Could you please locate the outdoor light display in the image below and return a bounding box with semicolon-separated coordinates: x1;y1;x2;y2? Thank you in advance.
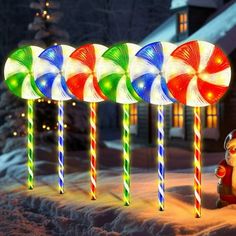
65;43;108;200
97;43;141;206
4;45;44;190
3;40;232;219
130;42;176;211
34;44;75;194
165;40;231;217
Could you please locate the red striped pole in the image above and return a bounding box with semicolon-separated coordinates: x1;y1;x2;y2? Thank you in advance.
90;102;97;200
194;107;201;218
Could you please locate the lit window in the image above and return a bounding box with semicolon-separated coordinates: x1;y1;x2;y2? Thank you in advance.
172;103;184;128
178;12;188;33
206;105;218;128
130;104;137;125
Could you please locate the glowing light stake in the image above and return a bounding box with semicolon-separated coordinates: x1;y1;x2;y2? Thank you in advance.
90;102;97;200
130;42;176;210
27;99;34;189
157;105;164;211
194;106;201;217
166;40;231;217
97;43;141;206
58;101;64;194
34;45;75;194
4;46;44;190
123;104;130;205
65;44;108;200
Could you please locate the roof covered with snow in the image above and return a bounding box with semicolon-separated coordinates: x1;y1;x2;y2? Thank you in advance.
141;1;236;54
171;0;222;9
141;15;176;46
185;2;236;54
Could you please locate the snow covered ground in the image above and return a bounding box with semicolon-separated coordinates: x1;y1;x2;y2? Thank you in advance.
1;143;235;235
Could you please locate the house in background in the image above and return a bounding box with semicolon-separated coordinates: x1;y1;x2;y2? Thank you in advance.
132;0;236;151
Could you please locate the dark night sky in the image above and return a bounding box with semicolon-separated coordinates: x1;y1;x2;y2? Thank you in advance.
0;0;171;67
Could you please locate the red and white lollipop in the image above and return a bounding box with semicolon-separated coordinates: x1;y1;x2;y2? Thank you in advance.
65;44;108;200
166;40;231;107
65;44;107;102
166;40;231;218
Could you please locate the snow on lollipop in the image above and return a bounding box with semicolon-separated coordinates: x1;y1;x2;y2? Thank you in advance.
165;40;231;217
130;42;176;211
34;44;75;194
97;43;141;206
4;45;44;190
65;43;108;200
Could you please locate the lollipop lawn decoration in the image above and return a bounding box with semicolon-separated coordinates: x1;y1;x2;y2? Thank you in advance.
166;40;231;217
130;42;176;211
97;43;141;206
34;45;75;194
65;44;108;200
4;46;44;190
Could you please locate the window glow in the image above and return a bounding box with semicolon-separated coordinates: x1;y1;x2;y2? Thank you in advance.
178;12;188;34
130;104;137;125
172;103;184;127
206;104;218;128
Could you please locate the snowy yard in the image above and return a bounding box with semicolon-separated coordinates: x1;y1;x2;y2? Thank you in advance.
0;145;235;235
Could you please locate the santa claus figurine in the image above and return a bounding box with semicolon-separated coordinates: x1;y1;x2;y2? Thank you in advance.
215;129;236;208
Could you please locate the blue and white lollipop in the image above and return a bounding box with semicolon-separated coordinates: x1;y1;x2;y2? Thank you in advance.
130;42;176;211
34;45;75;100
130;42;176;105
34;44;75;194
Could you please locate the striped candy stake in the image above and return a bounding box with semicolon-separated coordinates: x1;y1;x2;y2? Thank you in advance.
90;102;97;200
65;44;108;200
58;101;64;194
4;46;44;190
27;99;34;190
166;41;231;217
123;104;130;206
130;42;176;210
34;45;75;194
194;107;201;218
97;43;141;205
157;105;164;211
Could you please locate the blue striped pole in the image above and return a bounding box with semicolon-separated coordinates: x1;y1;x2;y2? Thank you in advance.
58;101;64;194
157;105;164;211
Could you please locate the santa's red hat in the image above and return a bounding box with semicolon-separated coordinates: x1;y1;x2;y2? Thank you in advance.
224;130;236;149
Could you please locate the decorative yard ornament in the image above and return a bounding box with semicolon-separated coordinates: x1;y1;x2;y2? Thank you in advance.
65;43;108;200
130;41;177;211
97;43;141;206
216;130;236;208
34;44;75;194
4;45;44;190
166;40;231;217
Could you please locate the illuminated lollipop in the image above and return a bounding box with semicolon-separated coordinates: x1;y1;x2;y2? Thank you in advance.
97;43;141;206
65;43;108;200
4;45;44;190
34;44;75;194
166;40;231;217
130;42;176;211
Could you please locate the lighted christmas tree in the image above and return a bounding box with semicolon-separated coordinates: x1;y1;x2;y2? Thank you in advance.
0;0;89;152
26;0;69;47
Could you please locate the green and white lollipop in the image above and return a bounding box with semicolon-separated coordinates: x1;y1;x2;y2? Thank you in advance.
97;43;141;206
97;43;141;104
4;46;43;99
4;45;44;190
